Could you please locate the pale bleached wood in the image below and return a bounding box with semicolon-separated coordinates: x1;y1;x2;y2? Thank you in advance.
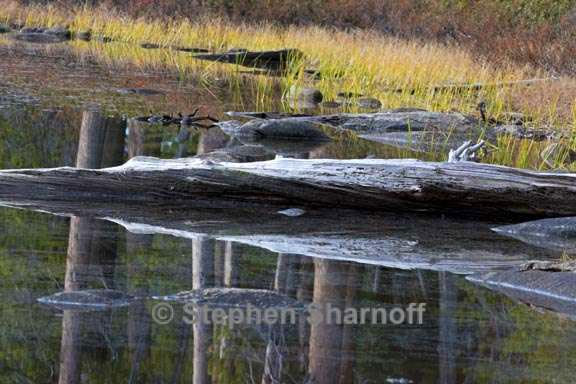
0;156;575;217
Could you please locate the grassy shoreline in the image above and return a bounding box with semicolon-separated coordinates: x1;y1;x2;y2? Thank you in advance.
0;2;575;170
0;3;536;111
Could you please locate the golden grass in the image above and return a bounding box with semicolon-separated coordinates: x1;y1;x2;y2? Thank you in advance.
0;2;533;111
0;1;575;170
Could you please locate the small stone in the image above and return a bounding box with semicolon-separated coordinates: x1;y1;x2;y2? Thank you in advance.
232;119;329;141
44;26;71;39
286;86;323;106
76;30;92;41
141;42;160;49
277;208;306;217
357;97;382;109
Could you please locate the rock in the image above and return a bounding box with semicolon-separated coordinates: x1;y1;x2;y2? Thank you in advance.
95;36;113;43
521;260;576;272
141;42;160;49
37;289;136;310
357;97;382;109
221;119;330;141
286;86;323;107
494;124;554;141
196;144;275;163
278;208;306;217
493;217;576;252
75;30;92;41
44;26;71;39
500;111;529;125
116;88;166;96
155;287;305;309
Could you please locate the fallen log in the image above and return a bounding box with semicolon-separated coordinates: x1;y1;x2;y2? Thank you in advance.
0;202;556;274
223;111;558;149
0;157;575;217
225;110;481;134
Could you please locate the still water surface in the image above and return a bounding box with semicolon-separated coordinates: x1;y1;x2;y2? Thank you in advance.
0;44;575;384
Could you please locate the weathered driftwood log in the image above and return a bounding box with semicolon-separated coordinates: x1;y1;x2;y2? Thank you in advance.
225;110;481;134
0;202;556;274
193;49;303;70
223;111;560;149
0;157;576;217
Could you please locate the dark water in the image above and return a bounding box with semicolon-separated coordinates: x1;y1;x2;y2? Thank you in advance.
0;44;575;384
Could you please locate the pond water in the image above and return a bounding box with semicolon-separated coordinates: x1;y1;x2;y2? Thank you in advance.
0;41;575;383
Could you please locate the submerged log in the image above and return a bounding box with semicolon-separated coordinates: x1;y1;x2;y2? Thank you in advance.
193;49;303;70
0;157;575;217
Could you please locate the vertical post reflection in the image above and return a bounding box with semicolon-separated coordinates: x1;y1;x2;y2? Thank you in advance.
192;236;215;384
308;260;351;384
58;108;125;384
438;272;457;384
